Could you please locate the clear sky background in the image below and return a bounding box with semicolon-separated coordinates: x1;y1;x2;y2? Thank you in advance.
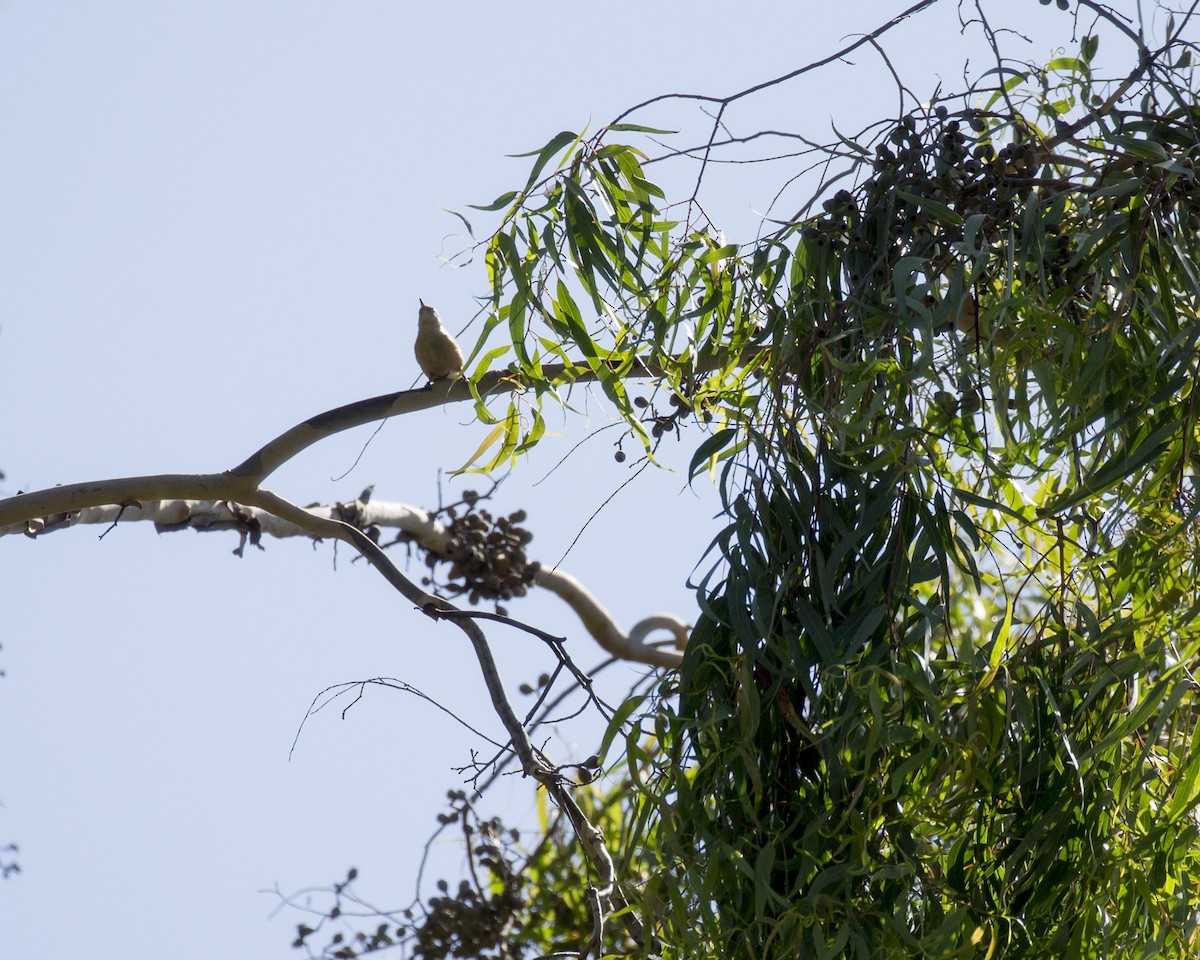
0;2;1124;956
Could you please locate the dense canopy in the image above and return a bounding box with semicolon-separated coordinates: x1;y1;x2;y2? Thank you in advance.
440;3;1200;957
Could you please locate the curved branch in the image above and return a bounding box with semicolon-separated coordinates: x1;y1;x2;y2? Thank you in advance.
0;351;694;947
2;472;646;944
536;568;686;669
0;349;735;671
2;345;760;533
233;363;615;482
232;349;758;484
242;488;539;764
239;488;641;946
1;491;689;668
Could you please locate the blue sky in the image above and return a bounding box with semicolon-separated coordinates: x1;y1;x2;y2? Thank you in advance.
0;2;1098;956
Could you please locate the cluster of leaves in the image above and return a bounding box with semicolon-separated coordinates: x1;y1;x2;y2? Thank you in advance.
302;4;1200;958
457;121;762;470
637;19;1200;960
460;8;1200;959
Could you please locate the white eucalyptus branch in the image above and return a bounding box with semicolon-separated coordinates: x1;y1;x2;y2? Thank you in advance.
239;488;642;946
0;370;686;949
2;492;688;668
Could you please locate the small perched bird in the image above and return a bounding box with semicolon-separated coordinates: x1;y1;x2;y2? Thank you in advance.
414;300;464;382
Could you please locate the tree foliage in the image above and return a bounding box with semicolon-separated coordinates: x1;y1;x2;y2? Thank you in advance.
403;3;1200;957
6;3;1200;958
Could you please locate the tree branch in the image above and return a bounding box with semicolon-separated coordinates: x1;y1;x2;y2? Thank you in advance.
1;492;688;668
238;487;641;946
608;0;940;127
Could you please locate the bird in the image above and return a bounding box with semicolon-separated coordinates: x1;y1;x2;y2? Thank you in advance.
414;300;464;383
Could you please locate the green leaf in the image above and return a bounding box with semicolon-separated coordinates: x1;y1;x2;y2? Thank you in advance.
1047;56;1088;76
979;594;1014;690
449;422;507;474
897;190;964;227
467;344;512;380
599;694;646;761
1166;715;1200;820
468;190;520;212
688;428;739;479
1040;418;1178;515
510;130;582;189
605;122;678;135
